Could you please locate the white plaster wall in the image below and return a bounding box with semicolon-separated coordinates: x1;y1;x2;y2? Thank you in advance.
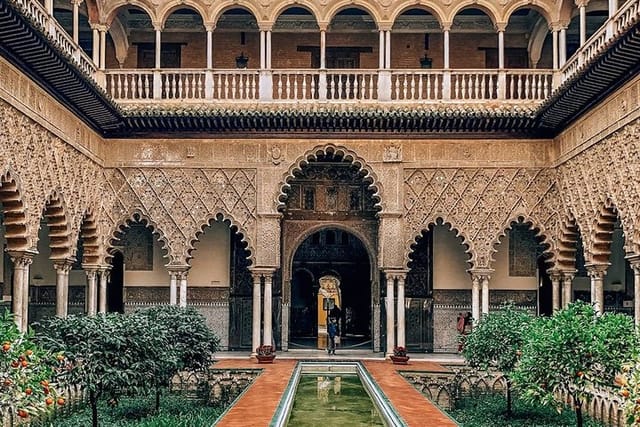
433;225;470;289
491;235;538;290
188;222;230;287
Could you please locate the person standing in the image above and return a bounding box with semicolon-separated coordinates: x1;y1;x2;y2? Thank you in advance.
327;318;338;355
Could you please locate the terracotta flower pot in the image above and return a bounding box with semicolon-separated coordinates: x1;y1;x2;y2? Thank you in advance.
256;354;276;364
390;355;410;365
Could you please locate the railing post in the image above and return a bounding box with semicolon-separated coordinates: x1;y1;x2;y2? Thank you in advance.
94;70;106;91
318;69;327;101
153;70;162;99
552;71;561;92
378;70;391;101
442;70;451;100
497;70;506;100
259;70;273;101
205;69;213;100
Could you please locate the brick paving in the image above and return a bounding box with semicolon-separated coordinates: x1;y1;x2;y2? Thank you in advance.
213;357;457;426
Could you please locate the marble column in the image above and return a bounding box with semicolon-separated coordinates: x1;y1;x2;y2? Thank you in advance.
178;270;188;307
497;29;505;69
481;275;490;315
320;29;326;69
443;26;450;69
53;261;72;317
550;271;561;312
627;256;640;326
99;26;106;70
587;264;608;314
561;271;575;308
206;27;213;69
9;252;33;331
72;0;81;44
378;30;385;69
263;272;273;347
260;30;266;69
385;273;395;357
396;274;406;348
251;273;262;355
559;28;567;66
85;269;98;316
154;26;162;69
169;271;177;305
552;28;559;70
471;275;480;323
98;267;110;313
579;4;587;46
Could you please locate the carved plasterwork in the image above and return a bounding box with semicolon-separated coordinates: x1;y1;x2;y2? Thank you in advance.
0;99;106;261
103;167;257;265
404;167;559;269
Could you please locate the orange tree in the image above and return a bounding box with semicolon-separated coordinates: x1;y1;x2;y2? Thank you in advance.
617;356;640;426
35;312;170;427
136;306;219;411
513;301;638;427
0;310;61;422
462;303;533;417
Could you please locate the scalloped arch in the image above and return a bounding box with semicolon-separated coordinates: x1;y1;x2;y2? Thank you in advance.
586;197;622;265
555;212;581;271
268;0;321;25
40;189;73;260
210;1;261;27
0;169;29;252
157;2;208;28
103;1;157;27
186;211;255;266
447;1;501;26
389;2;446;28
276;143;384;213
78;208;102;266
405;216;475;270
491;214;555;270
322;1;383;27
108;209;174;264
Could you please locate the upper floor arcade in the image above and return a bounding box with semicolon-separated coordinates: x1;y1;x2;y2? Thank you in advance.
1;0;639;135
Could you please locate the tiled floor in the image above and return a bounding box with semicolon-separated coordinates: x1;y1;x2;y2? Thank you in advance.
213;356;458;426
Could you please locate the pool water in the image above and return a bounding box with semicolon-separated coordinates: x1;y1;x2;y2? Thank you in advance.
286;374;385;426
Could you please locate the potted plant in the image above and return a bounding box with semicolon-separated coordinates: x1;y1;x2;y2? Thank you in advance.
255;345;276;363
390;346;410;365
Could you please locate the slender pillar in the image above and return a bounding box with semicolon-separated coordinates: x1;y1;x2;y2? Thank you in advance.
21;259;30;331
550;272;561;311
384;30;391;69
251;273;262;355
206;28;213;69
54;261;72;317
92;25;99;65
10;253;33;331
579;5;587;46
559;28;567;66
378;30;384;69
481;275;490;314
498;30;505;69
99;27;106;70
98;268;109;313
266;30;272;69
44;0;53;15
260;31;266;69
178;271;188;307
72;0;80;44
561;271;574;308
471;276;480;322
443;28;450;69
85;269;98;316
587;264;608;315
263;272;273;346
552;29;559;70
385;274;395;356
627;256;640;326
155;26;162;69
169;271;177;305
609;0;617;17
396;274;406;348
320;29;326;69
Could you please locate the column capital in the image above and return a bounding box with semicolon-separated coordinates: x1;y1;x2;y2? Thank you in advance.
250;267;276;279
560;269;577;281
71;0;84;6
204;22;216;32
378;24;393;32
85;269;98;280
92;23;109;32
494;22;507;32
440;22;452;32
549;22;569;32
52;258;75;273
468;268;493;282
626;254;640;270
317;21;329;31
8;250;37;266
585;263;609;279
575;0;589;7
383;269;408;282
258;23;274;32
152;22;164;32
547;270;562;282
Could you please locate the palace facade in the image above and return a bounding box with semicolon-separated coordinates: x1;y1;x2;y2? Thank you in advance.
0;0;639;355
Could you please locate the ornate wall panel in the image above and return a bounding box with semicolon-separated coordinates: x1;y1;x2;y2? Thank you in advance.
103;167;257;265
0;99;106;258
404;167;558;270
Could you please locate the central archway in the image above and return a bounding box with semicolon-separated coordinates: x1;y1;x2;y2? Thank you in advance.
289;227;372;349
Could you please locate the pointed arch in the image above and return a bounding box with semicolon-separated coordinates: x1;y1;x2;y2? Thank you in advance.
187;211;255;266
108;210;173;264
277;144;383;213
0;170;29;252
41;190;73;261
405;216;475;270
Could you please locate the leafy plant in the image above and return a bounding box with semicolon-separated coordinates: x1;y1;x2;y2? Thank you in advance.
35;313;170;427
513;301;638;427
135;306;219;411
0;310;61;421
462;303;533;417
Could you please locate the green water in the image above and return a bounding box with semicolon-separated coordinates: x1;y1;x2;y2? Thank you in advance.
286;374;385;426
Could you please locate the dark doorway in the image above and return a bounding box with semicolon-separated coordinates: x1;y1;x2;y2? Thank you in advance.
538;256;552;316
405;229;434;352
108;251;124;313
289;228;371;349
